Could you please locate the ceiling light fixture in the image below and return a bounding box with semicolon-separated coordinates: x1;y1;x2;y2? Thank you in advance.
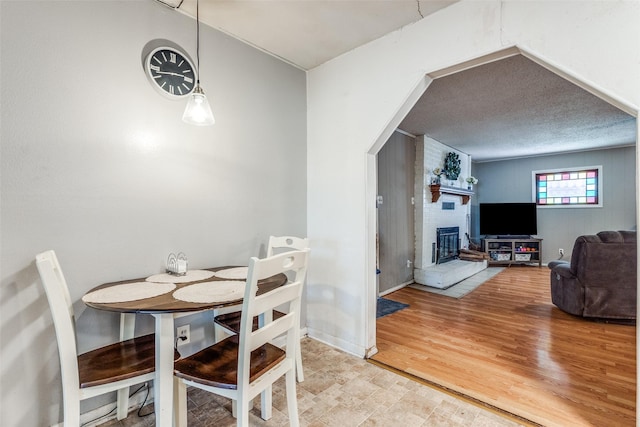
182;0;215;126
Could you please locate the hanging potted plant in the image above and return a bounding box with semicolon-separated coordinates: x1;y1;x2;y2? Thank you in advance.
443;152;461;185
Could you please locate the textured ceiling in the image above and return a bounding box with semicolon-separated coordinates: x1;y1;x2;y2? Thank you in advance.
399;55;637;162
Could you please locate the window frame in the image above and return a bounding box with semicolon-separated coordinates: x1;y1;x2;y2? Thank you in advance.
531;165;603;208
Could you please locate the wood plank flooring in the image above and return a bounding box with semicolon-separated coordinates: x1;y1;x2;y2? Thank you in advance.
372;266;636;427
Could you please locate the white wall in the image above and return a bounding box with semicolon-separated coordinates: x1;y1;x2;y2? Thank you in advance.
0;2;306;426
306;0;640;357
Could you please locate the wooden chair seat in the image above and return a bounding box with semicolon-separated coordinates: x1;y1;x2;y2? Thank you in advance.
173;249;309;426
211;235;309;388
213;310;286;334
174;335;285;390
78;334;180;389
36;250;171;425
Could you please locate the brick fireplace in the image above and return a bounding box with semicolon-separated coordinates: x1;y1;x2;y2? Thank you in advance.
413;136;486;288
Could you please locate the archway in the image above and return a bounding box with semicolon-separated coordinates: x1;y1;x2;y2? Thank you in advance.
365;45;639;355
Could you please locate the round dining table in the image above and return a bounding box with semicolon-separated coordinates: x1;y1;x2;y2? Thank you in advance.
82;266;286;427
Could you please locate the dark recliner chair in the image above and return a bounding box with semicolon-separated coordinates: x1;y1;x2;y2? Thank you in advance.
549;230;636;320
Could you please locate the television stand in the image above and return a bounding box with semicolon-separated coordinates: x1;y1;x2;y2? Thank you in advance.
482;237;542;267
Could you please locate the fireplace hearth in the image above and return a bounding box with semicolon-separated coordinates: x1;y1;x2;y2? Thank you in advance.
437;227;460;264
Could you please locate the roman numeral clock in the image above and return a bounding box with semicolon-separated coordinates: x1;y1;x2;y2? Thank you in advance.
144;46;196;98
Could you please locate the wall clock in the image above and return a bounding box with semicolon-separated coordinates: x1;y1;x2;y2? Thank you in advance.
144;46;196;99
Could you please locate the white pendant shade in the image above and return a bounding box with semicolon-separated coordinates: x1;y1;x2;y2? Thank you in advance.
183;0;215;126
182;85;215;126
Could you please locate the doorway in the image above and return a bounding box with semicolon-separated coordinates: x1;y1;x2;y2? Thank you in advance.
366;46;639;355
376;130;416;296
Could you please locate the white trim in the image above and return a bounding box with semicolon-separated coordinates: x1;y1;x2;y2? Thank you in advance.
378;280;412;297
394;128;417;139
307;327;367;358
365;345;379;358
366;152;379;356
365;75;436;354
427;46;522;79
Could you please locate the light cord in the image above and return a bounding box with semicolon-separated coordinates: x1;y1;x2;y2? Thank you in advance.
196;0;200;84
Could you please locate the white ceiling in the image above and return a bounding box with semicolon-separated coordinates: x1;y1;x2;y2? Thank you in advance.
166;0;637;162
172;0;457;70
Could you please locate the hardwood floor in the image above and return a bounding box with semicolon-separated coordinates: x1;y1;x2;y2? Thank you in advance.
372;266;636;427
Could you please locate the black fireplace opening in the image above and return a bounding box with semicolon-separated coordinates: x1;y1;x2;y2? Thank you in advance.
437;226;460;264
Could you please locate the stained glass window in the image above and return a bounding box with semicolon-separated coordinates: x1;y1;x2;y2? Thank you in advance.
533;166;602;207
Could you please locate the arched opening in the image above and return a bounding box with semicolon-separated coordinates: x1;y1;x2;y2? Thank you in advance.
364;46;638;422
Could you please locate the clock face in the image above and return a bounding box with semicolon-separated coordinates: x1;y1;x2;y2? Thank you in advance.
145;47;196;98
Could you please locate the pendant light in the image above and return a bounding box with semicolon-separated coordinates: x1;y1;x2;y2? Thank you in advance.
182;0;215;126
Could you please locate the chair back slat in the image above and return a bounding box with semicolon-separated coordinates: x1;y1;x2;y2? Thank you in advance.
248;251;308;283
249;281;302;318
249;312;296;351
266;236;309;257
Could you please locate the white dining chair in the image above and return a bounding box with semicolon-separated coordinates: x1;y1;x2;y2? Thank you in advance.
213;235;309;382
175;249;309;426
35;250;159;426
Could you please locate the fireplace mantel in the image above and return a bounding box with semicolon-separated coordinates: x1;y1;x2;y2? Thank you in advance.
429;184;474;205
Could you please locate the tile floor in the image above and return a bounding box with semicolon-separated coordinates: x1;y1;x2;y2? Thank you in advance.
98;338;528;427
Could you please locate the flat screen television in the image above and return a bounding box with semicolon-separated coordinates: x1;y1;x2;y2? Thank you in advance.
479;202;538;237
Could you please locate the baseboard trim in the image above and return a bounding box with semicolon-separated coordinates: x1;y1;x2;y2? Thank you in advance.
378;280;412;297
306;328;366;358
